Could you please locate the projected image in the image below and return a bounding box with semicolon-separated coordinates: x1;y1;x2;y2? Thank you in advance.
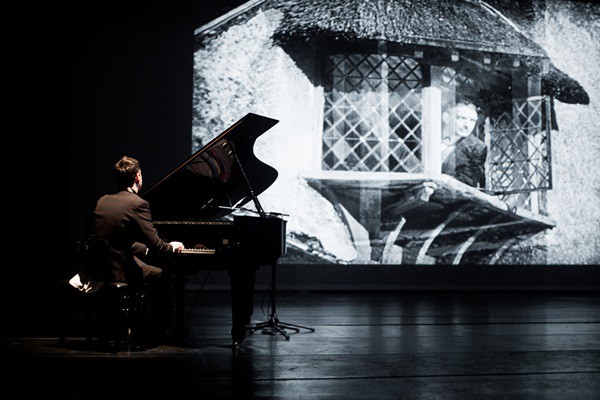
192;1;599;265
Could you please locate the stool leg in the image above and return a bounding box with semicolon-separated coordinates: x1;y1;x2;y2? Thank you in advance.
121;288;148;350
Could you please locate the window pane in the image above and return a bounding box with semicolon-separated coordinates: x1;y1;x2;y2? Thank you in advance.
323;53;423;172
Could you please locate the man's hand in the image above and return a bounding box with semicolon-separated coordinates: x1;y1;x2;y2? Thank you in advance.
169;241;185;253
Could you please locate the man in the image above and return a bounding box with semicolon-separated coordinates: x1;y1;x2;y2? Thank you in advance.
70;156;184;338
441;101;487;188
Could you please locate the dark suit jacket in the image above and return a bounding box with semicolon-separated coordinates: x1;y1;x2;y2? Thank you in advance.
442;135;487;188
87;190;173;283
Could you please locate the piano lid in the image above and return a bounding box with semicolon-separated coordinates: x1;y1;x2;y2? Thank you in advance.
142;113;279;220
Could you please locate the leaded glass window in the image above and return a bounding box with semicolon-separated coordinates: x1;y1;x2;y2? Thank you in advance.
322;53;423;173
487;96;552;195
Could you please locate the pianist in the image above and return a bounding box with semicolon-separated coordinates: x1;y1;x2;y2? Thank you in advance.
70;156;184;340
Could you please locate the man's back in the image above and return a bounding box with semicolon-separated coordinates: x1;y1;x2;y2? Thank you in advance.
90;190;171;282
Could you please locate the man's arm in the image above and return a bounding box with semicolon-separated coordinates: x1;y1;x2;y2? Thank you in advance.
133;200;183;253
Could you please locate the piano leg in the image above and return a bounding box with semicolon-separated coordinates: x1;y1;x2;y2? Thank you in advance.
228;265;257;345
168;263;255;345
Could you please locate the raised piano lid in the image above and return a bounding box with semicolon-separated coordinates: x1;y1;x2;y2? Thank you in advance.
141;113;279;220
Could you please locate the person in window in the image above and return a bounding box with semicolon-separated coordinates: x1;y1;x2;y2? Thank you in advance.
441;101;487;188
70;156;184;340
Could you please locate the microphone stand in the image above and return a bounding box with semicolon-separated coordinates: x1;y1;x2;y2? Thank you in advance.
247;258;315;340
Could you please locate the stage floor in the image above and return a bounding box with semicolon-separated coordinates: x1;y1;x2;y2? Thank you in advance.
3;290;600;399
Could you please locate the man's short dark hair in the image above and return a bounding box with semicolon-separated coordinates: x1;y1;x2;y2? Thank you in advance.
453;100;478;112
113;156;140;189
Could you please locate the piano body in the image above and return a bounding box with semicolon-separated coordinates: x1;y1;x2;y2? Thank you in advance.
141;113;286;337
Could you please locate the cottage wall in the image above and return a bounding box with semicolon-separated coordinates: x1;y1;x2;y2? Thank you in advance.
532;1;600;264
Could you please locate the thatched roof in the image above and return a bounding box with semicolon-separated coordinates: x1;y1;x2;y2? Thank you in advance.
195;0;589;105
271;0;546;57
542;65;589;105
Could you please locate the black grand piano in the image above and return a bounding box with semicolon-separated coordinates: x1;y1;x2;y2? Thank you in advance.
141;113;286;340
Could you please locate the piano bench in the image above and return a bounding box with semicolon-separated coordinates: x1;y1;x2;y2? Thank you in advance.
58;281;149;352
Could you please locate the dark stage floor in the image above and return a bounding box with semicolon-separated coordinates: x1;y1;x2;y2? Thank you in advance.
3;290;600;399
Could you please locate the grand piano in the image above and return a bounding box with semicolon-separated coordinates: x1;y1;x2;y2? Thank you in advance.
141;113;286;339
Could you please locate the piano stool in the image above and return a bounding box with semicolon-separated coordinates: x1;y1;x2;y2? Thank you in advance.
57;281;149;351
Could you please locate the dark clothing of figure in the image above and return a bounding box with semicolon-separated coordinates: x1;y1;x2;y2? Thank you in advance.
87;190;173;284
442;135;487;188
84;190;175;338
